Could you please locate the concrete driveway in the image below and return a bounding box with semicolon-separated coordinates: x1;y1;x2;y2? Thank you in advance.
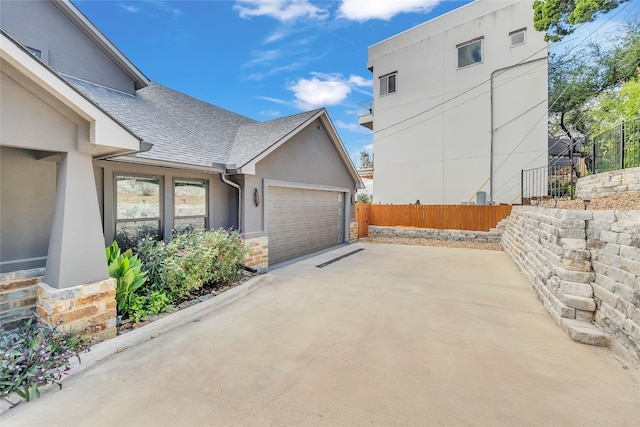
4;242;639;426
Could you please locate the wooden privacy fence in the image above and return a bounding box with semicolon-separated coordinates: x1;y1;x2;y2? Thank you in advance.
355;204;513;237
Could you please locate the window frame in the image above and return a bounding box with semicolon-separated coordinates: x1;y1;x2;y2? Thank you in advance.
509;28;526;48
173;178;209;232
114;173;164;243
379;72;397;97
457;37;484;69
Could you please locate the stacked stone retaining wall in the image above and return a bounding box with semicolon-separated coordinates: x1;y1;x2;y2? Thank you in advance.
369;225;504;243
577;166;640;199
0;268;45;330
502;206;640;362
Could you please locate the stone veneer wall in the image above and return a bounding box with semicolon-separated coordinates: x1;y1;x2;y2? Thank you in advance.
349;220;358;241
502;206;640;362
577;166;640;199
37;278;118;342
0;268;44;330
244;236;269;273
369;225;504;243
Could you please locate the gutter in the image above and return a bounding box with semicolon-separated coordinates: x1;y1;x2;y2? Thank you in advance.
220;166;242;232
490;55;548;202
93;141;153;160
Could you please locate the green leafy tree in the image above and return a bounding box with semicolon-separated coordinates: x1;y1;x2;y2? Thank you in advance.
548;21;640;172
533;0;630;41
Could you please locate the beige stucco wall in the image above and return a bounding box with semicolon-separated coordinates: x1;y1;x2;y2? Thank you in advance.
241;118;356;240
368;0;548;204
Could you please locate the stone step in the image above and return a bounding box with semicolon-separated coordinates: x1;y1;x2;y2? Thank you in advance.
561;318;610;347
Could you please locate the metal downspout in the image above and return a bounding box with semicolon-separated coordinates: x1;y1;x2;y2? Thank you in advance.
220;174;242;232
490;55;548;202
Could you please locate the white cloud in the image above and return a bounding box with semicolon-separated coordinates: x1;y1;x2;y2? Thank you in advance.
260;109;282;117
118;1;181;16
234;0;329;22
256;96;294;107
348;75;373;87
335;120;372;134
119;4;141;13
288;72;372;110
338;0;441;21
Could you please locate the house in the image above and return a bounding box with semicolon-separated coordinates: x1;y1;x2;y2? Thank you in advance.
0;0;361;337
359;0;548;204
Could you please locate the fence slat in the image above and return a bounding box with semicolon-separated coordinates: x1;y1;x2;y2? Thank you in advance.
360;204;512;232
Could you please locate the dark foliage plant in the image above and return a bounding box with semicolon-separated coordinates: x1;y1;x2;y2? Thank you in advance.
1;317;89;407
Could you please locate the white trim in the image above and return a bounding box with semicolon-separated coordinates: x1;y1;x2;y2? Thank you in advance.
457;37;484;69
239;110;364;189
509;28;526;48
0;31;141;154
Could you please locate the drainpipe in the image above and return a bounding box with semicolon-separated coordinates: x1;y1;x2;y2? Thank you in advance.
490;55;548;202
220;172;242;232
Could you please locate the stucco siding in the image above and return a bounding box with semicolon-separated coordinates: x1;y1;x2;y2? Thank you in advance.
0;69;79;152
0;148;56;273
369;0;548;204
243;119;356;237
0;0;136;93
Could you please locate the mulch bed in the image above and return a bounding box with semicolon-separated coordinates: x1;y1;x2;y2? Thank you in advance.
116;271;255;335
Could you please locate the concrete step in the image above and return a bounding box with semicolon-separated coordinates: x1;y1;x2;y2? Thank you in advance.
561;318;610;347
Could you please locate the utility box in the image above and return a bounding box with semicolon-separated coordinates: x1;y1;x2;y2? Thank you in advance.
476;191;487;205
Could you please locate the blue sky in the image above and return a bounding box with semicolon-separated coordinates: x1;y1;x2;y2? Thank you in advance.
73;0;474;164
72;0;640;165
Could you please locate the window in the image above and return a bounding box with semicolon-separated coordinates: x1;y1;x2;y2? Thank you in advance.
457;38;483;68
115;175;161;249
26;47;42;58
174;179;207;232
510;29;526;47
379;73;397;96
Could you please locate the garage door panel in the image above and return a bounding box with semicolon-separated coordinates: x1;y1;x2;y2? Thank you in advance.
267;186;345;265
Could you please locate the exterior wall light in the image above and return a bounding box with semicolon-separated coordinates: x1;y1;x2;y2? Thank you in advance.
254;188;260;207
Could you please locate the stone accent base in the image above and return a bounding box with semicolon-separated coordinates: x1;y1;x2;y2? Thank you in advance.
349;221;358;241
577;166;640;199
244;236;269;273
37;278;117;343
370;225;503;243
0;268;45;331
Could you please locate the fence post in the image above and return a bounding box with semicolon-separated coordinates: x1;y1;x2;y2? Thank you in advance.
520;169;524;205
592;138;597;174
620;120;626;169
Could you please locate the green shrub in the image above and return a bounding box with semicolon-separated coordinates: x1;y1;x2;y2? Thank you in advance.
135;228;249;300
128;290;172;323
106;241;148;316
135;237;166;291
1;317;89;406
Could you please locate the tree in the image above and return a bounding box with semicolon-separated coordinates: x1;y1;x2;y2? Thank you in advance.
533;0;630;41
547;21;640;176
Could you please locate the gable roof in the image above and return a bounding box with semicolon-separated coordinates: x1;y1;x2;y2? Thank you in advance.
0;29;142;157
228;109;322;167
65;75;256;171
63;73;362;186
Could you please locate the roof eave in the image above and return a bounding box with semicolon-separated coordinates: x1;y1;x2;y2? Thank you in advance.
52;0;150;89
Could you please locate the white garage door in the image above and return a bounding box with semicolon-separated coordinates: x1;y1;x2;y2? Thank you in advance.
267;186;345;265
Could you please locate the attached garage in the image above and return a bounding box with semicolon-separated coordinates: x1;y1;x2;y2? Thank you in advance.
267;185;346;265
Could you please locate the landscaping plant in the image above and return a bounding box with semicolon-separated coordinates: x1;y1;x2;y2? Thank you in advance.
0;317;89;407
106;241;148;315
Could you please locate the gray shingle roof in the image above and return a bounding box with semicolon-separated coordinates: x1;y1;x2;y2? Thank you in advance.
228;109;322;167
65;75;258;168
